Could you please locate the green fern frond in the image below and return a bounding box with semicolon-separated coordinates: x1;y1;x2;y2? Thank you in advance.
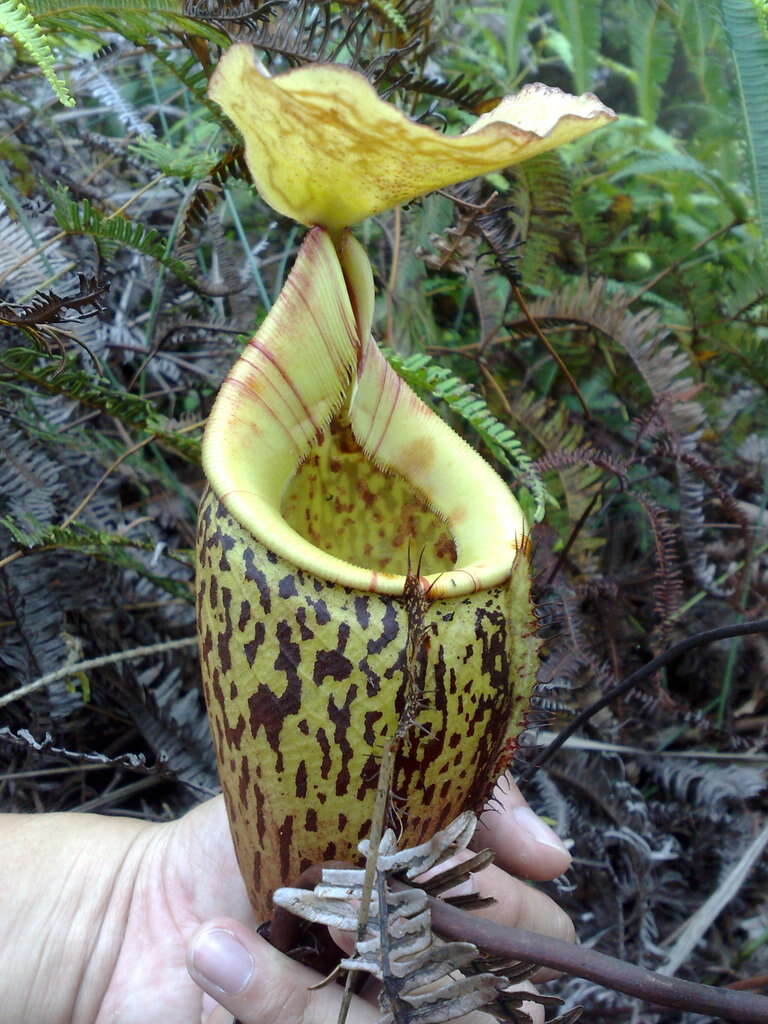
129;135;221;180
51;190;197;285
722;329;768;389
384;349;551;521
0;0;74;106
1;347;201;462
508;151;581;281
370;0;406;32
27;0;226;44
549;0;600;93
1;515;193;600
610;150;749;221
29;0;183;13
629;0;676;123
719;0;768;235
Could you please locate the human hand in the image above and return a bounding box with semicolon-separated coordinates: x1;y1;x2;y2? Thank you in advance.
0;780;573;1024
185;778;574;1024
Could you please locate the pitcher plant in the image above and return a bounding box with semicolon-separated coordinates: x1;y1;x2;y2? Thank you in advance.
196;44;615;919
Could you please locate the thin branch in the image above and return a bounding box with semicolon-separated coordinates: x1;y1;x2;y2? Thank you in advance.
336;739;397;1024
0;636;198;709
271;861;768;1021
62;434;156;529
336;566;431;1024
518;618;768;786
532;729;768;765
428;896;768;1022
628;219;739;302
541;489;602;587
511;283;592;420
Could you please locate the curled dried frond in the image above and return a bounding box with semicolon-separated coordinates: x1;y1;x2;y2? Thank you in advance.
275;813;530;1024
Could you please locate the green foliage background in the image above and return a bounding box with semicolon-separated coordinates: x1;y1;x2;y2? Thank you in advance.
1;1;767;1014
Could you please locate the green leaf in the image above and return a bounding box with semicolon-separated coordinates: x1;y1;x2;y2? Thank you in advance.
51;188;198;285
0;347;201;462
504;0;537;76
370;0;406;31
719;0;768;236
0;0;74;106
629;0;675;123
610;150;749;221
1;514;193;601
549;0;601;93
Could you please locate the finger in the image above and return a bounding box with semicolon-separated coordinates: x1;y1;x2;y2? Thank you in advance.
188;919;378;1024
439;855;574;946
474;776;572;881
447;849;575;982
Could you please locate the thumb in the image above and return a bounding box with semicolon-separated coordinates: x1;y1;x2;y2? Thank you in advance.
187;918;378;1024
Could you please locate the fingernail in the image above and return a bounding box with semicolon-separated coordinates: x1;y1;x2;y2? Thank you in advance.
510;806;570;856
192;928;254;995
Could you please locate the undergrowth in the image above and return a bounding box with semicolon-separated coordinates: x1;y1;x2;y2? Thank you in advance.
1;2;766;1021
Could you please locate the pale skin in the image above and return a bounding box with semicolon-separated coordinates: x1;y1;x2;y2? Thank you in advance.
0;778;574;1024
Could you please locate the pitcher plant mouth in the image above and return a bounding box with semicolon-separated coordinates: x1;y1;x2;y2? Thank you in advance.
202;227;526;598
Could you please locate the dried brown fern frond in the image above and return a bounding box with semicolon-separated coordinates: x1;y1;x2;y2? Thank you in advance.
235;0;370;67
374;67;493;111
522;277;705;442
424;187;518;348
275;814;531;1024
174;145;250;236
0;273;106;328
634;495;684;649
532;444;628;489
0;274;107;362
533;446;683;648
507;393;603;561
515;277;719;591
506;152;583;280
183;0;281;39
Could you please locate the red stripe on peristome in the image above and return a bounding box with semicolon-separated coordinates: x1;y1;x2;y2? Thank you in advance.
221;375;303;454
369;357;401;461
247;339;320;438
236;350;312;438
290;284;355;422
